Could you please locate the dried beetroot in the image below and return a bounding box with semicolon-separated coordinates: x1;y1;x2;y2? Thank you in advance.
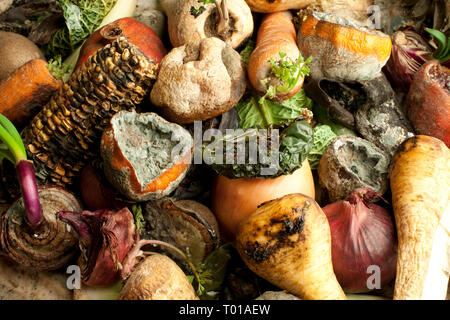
58;207;138;287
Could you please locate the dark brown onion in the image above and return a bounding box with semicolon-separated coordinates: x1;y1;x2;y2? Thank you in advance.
322;188;397;293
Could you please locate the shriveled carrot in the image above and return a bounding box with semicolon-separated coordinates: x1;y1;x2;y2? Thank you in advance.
390;135;450;300
247;11;306;101
244;0;312;13
0;59;61;129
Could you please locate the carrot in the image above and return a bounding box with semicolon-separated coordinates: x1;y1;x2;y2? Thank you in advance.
0;59;61;129
390;135;450;300
244;0;312;13
247;11;308;101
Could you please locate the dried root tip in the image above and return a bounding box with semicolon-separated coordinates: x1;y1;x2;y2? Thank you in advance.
21;37;158;188
0;186;82;271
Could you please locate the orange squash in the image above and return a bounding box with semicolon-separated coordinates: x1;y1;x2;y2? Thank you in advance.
211;159;315;240
297;12;392;81
0;59;61;129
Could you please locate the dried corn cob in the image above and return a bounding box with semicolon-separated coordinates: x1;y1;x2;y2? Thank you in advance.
21;37;157;188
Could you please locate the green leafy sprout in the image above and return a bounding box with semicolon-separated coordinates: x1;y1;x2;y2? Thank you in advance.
186;244;232;298
260;52;312;104
131;204;145;235
239;40;255;65
47;55;74;80
425;28;450;63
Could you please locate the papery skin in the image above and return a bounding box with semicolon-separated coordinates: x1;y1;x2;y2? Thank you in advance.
322;188;397;293
59;207;139;287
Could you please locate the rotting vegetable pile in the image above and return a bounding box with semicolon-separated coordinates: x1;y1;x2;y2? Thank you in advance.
0;0;449;301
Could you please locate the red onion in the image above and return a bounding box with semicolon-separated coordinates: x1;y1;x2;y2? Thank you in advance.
385;30;432;90
322;188;397;293
58;208;139;286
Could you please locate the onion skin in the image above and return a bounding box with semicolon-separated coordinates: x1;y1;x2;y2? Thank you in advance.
0;186;81;271
385;30;431;90
322;189;397;293
58;207;139;287
211;159;315;240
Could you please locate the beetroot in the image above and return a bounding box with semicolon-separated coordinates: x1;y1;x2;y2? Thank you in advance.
58;207;138;287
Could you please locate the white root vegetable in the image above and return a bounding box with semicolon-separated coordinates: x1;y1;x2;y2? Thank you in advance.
390;135;450;300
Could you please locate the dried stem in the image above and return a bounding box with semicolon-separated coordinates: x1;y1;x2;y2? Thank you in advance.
216;0;230;36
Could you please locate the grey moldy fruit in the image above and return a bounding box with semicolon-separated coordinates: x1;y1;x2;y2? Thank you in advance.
100;111;193;202
21;37;157;188
318;136;390;202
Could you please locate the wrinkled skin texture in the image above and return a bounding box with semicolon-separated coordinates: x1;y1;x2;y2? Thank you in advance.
406;60;450;147
161;0;253;50
150;37;246;123
58;208;139;287
390;136;450;300
118;254;198;300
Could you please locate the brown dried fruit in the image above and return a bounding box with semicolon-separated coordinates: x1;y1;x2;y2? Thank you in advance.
161;0;253;50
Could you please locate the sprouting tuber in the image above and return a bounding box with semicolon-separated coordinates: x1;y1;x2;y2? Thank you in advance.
0;115;82;270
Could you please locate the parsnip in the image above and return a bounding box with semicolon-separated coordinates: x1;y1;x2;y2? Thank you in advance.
390;135;450;300
235;193;346;300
